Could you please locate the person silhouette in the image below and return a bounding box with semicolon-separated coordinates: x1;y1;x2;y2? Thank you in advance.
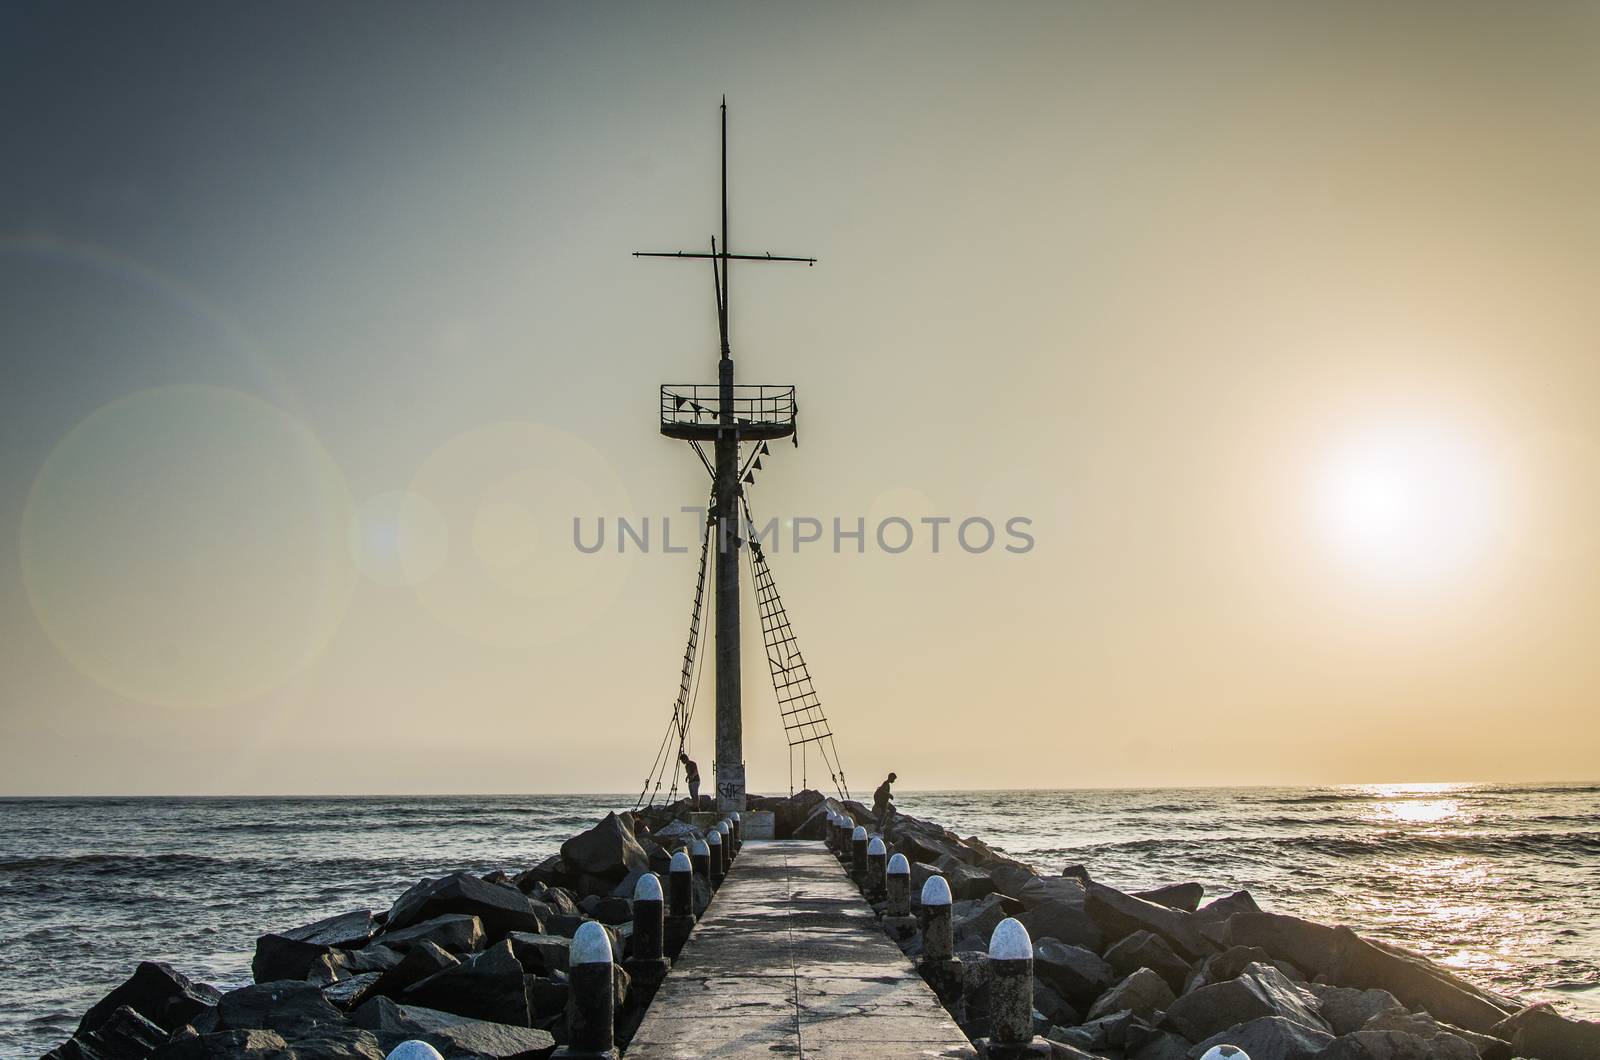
873;772;897;836
680;753;701;810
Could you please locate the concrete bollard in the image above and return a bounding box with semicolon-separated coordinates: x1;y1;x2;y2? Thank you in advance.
885;853;911;915
715;819;733;871
850;825;869;884
626;872;669;995
729;811;742;853
665;849;696;957
830;813;845;855
881;851;916;942
822;812;837;852
916;875;962;1008
556;921;616;1059
889;851;915;915
983;918;1048;1060
1199;1049;1250;1060
706;828;724;888
386;1044;445;1060
866;835;888;902
689;837;711;888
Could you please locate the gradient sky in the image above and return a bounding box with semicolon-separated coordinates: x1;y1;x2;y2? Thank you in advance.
3;2;1598;795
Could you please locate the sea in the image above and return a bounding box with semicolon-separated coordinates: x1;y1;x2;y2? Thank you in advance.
1;783;1596;1058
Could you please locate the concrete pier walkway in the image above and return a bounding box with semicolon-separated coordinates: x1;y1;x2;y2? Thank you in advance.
626;840;976;1060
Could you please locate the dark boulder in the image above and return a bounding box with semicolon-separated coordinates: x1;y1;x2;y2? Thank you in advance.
1191;890;1261;947
373;939;459;999
278;1027;386;1060
1184;1016;1334;1060
526;976;570;1021
507;932;572;976
1130;1031;1191;1060
402;939;532;1027
515;855;574;893
1033;939;1116;1008
212;980;347;1039
1162;963;1328;1043
593;896;632;925
1052;1009;1159;1053
152;1030;289;1060
1227;911;1339;977
388;873;544;941
1305;984;1406;1036
1187;945;1295;992
377;913;487;954
1019;876;1089;911
322;972;383;1011
1315;1028;1476;1060
1085;882;1212;961
1491;1002;1600;1060
559;812;650;883
75;961;221;1037
1085;967;1176;1022
352;997;556;1059
252;910;379;983
1021;899;1103;954
1133;882;1204;913
936;856;998;901
987;859;1039;899
341;945;403;974
1033;979;1082;1028
1104;930;1191;994
908;861;944;903
46;1005;168;1060
951;894;1009;950
1361;1010;1508;1059
1326;927;1516;1035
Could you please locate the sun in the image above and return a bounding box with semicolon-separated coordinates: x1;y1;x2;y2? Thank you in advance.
1313;422;1502;586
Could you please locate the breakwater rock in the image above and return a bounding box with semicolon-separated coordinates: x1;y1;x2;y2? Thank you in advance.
42;791;1600;1060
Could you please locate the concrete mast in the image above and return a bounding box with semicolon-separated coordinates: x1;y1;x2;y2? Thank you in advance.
713;98;744;812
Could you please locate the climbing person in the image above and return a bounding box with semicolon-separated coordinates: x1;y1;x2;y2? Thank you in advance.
680;753;701;810
873;772;897;836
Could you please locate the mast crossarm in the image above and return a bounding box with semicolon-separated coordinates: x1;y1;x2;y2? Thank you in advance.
635;250;817;265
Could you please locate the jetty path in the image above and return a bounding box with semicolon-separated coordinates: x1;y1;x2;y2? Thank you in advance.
627;839;976;1060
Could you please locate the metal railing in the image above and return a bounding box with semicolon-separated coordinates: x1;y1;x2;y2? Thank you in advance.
660;384;796;432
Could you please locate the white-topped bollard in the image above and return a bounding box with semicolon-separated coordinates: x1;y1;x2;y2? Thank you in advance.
850;824;869;884
865;834;888;902
831;813;849;859
715;819;733;872
882;851;916;941
916;874;962;1006
885;853;911;916
665;848;697;954
982;918;1048;1060
822;811;837;852
1199;1048;1250;1060
689;837;711;890
706;827;724;888
386;1043;445;1060
627;871;669;994
729;810;742;853
555;921;615;1060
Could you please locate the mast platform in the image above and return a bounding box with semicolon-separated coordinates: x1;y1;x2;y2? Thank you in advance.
627;840;975;1060
660;384;797;441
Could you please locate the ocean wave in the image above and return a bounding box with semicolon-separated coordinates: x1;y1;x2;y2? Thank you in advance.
1075;830;1600;860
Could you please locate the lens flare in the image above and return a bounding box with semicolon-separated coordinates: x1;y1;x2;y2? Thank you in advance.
21;385;354;707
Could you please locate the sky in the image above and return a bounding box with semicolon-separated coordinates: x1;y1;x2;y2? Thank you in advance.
2;2;1598;795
